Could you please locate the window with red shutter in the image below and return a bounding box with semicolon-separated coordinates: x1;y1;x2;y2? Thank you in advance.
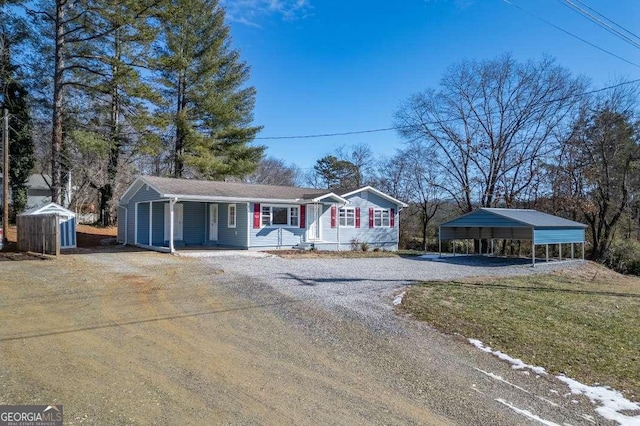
300;205;306;228
369;208;374;228
355;207;361;228
331;206;337;228
390;208;395;227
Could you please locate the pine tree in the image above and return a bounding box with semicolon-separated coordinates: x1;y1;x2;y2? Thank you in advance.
1;21;34;219
155;0;263;179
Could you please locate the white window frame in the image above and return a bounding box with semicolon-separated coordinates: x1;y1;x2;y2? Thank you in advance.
339;207;356;227
260;204;299;228
373;209;390;227
228;204;236;228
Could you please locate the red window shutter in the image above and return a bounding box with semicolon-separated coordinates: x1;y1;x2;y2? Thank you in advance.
300;205;306;228
253;203;261;229
331;206;337;228
355;207;361;228
391;208;395;227
369;208;374;228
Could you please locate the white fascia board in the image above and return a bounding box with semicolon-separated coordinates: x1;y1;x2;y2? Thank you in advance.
162;194;309;204
340;186;408;207
310;192;349;204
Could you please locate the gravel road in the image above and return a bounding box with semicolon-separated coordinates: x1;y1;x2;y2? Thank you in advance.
195;253;612;425
0;250;611;425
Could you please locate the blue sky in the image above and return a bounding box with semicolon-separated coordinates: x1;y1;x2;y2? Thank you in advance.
223;0;640;173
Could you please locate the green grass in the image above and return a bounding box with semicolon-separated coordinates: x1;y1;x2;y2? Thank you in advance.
402;263;640;401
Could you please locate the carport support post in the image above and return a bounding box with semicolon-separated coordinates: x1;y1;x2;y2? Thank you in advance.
546;244;549;263
571;243;574;259
169;198;176;253
532;243;536;267
438;226;442;257
559;243;562;261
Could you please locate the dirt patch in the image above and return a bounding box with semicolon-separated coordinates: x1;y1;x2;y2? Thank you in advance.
0;252;450;425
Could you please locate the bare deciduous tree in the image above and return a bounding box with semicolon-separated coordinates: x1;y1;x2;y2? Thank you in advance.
245;156;300;187
395;54;585;213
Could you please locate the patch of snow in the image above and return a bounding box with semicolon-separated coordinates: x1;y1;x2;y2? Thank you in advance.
393;291;406;306
468;339;547;375
495;398;561;426
538;396;561;408
474;368;530;394
470;338;640;426
557;375;640;426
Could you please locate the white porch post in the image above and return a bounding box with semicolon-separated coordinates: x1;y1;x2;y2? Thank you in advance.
337;203;341;251
559;243;562;261
149;202;153;246
169;198;176;253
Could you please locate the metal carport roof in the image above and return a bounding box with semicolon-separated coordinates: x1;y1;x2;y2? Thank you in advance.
438;208;587;265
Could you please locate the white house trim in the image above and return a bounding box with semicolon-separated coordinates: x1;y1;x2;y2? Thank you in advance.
339;186;408;207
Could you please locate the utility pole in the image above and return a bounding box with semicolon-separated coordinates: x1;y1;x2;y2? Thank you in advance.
2;108;8;245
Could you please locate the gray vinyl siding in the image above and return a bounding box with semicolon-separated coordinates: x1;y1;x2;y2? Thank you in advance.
136;202;150;245
249;202;306;249
337;191;399;250
124;184;162;245
151;203;165;245
218;202;249;248
117;206;126;243
182;202;206;245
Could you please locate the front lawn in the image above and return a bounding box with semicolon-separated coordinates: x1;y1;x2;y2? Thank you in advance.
401;262;640;401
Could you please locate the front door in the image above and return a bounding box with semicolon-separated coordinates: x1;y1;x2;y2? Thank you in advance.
209;204;218;241
164;203;183;241
306;204;321;241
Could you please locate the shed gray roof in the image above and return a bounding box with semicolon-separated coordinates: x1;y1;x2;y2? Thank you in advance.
441;208;587;228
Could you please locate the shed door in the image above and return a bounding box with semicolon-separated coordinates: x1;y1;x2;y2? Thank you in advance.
209;204;218;241
164;203;183;241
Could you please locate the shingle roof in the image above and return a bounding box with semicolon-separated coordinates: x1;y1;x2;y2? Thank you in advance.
140;175;332;201
481;208;586;228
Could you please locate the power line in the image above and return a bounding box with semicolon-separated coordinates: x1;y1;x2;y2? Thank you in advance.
556;0;640;50
572;0;640;44
502;0;640;69
254;126;400;140
253;78;640;140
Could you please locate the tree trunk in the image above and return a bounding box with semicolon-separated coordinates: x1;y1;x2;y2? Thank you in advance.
174;71;185;177
51;0;65;204
102;35;121;226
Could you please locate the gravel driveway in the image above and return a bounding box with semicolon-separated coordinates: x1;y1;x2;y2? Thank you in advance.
195;253;609;426
197;254;560;325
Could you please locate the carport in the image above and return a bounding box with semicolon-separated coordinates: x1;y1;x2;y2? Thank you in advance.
438;208;587;266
